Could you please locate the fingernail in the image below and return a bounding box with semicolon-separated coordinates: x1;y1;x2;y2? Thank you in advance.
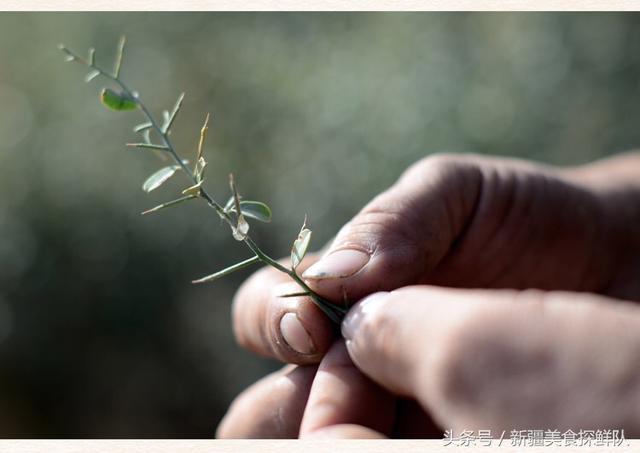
302;249;370;280
280;313;315;355
341;291;390;341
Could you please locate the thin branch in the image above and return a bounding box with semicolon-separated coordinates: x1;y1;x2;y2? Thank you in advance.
60;40;348;323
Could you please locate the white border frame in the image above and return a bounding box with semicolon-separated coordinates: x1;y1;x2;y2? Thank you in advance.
0;3;638;450
1;0;640;11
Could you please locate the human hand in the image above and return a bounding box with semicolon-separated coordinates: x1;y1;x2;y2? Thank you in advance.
219;152;640;438
230;152;640;364
220;286;640;438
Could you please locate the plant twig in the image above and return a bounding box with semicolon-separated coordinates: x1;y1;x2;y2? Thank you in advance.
59;39;347;323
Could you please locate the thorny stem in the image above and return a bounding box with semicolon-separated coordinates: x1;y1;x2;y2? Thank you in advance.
60;44;347;323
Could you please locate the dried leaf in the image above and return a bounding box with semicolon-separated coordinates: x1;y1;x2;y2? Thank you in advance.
182;180;203;197
194;113;210;182
232;214;250;241
195;156;207;183
291;219;312;270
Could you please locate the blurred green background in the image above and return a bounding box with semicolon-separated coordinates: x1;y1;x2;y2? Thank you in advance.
0;12;639;437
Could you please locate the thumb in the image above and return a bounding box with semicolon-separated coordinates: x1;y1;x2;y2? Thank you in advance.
340;286;640;433
301;155;481;301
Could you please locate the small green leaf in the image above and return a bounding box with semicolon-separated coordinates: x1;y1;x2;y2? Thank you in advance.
291;219;312;270
241;201;272;222
100;88;137;111
226;201;272;223
133;122;153;133
142;165;182;193
141;194;196;215
192;255;261;284
85;69;100;83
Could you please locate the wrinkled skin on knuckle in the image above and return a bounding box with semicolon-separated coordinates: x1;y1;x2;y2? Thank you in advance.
329;152;485;288
334;207;417;255
410;153;620;295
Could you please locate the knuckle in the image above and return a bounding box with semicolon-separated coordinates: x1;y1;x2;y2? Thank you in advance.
399;152;485;189
344;206;420;254
401;152;463;179
334;152;482;255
